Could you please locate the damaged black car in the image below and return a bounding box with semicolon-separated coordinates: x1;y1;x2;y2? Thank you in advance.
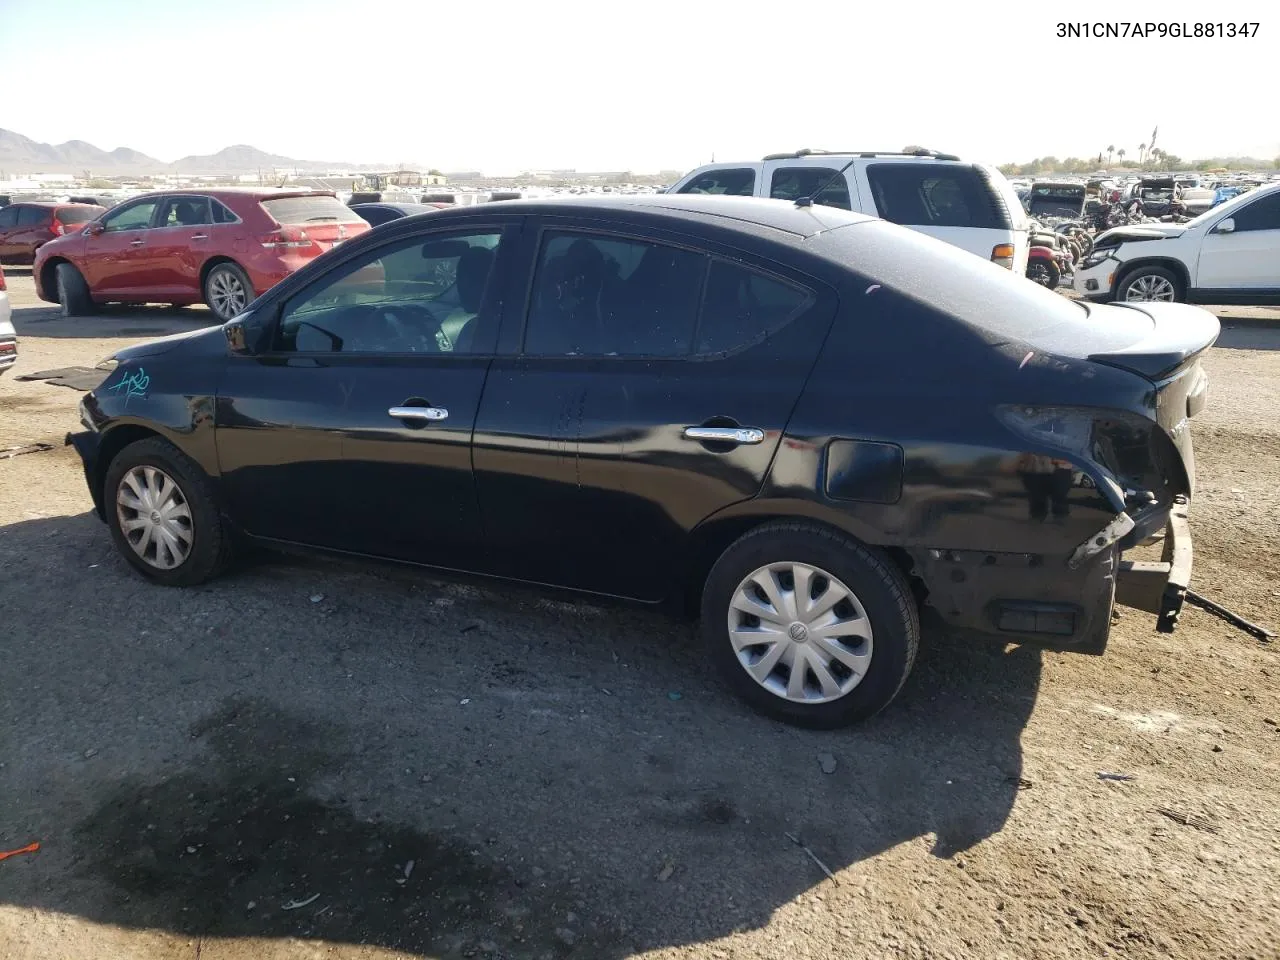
67;195;1217;727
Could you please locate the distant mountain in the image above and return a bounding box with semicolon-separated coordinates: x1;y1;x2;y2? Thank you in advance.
168;144;357;175
0;128;371;176
0;128;164;173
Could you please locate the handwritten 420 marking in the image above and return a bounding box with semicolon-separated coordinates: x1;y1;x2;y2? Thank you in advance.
109;367;151;406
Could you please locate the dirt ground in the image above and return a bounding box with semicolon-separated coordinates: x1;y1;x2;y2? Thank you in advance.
1;268;1278;960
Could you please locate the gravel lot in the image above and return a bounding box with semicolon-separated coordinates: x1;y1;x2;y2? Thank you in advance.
1;268;1278;960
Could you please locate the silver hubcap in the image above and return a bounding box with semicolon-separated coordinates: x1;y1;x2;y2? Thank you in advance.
209;270;247;318
1124;275;1175;302
115;466;193;569
727;562;873;704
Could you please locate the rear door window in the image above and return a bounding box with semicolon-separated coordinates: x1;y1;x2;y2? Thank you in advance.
695;260;811;355
0;206;18;228
523;231;706;357
157;196;213;227
865;163;1010;228
261;195;361;225
768;166;852;210
212;200;238;224
16;206;47;226
676;168;757;196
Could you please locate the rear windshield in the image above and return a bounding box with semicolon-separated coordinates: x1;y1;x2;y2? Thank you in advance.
810;220;1150;357
865;163;1013;230
56;206;102;224
260;195;360;225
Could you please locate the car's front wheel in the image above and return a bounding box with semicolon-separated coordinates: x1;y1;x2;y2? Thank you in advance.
104;437;232;586
55;262;95;317
701;522;919;728
1117;265;1182;303
204;262;253;321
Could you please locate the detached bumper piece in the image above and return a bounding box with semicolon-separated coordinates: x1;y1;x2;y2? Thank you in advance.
1116;496;1192;633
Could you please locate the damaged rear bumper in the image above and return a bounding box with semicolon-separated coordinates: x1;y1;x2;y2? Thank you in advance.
1115;495;1192;633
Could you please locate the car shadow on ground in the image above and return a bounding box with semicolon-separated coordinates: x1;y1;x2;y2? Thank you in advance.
9;296;216;342
1215;322;1280;352
0;511;1041;958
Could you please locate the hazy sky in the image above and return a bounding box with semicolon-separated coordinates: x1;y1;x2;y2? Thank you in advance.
1;0;1275;173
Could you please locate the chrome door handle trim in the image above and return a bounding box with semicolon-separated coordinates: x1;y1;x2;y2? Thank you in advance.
388;406;448;421
190;234;208;240
129;239;145;246
683;426;765;445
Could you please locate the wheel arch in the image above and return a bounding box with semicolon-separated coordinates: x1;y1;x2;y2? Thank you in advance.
199;255;246;292
1112;257;1190;299
90;424;166;520
679;501;918;618
38;256;74;303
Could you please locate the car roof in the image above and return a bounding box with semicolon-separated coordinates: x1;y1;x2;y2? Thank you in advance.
350;202;443;213
112;187;336;202
423;194;876;239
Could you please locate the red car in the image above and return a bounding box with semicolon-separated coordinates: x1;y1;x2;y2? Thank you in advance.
0;201;105;264
33;189;371;321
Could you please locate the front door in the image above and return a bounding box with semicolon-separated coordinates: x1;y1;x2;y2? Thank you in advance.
1196;191;1280;291
216;223;518;572
473;220;836;602
83;197;161;297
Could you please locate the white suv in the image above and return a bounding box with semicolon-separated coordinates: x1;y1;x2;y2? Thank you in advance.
1074;182;1280;304
666;149;1030;273
0;264;14;375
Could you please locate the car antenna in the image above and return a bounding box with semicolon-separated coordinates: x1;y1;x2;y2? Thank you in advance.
794;157;857;208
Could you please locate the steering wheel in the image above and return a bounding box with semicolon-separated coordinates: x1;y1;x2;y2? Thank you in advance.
365;302;451;353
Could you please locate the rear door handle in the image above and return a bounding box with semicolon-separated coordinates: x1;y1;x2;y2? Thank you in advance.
129;239;145;246
190;234;209;240
389;406;448;421
683;426;765;445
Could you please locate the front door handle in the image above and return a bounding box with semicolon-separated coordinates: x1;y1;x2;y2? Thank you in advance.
389;406;448;421
129;239;145;246
683;426;765;445
190;234;209;240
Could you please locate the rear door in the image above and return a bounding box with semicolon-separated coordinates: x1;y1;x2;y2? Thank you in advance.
147;195;214;298
856;161;1028;271
8;205;50;261
1195;190;1280;291
215;220;519;571
473;220;836;601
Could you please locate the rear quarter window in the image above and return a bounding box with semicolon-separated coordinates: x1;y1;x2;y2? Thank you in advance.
675;168;757;197
865;163;1012;229
260;195;362;225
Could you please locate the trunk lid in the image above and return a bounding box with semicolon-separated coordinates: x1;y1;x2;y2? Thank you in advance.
258;194;370;252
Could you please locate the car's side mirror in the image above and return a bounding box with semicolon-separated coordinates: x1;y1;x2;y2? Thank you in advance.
1213;218;1236;234
84;222;105;236
223;319;252;355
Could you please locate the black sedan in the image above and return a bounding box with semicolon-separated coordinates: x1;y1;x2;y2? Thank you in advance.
348;201;450;227
67;195;1217;727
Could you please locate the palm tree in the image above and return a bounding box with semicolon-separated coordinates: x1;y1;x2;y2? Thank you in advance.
1107;144;1115;165
1138;143;1147;165
1117;148;1126;165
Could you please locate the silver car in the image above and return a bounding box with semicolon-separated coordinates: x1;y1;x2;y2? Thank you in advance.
0;266;15;374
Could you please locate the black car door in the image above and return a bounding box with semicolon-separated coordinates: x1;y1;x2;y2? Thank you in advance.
215;220;522;571
472;218;837;602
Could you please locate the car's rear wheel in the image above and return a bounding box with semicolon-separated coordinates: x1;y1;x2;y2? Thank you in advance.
701;522;919;728
104;437;232;586
55;262;95;317
1117;265;1181;303
204;262;252;321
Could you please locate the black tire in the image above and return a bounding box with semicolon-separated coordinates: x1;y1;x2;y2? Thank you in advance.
1027;259;1061;288
203;262;253;321
55;262;95;317
700;521;919;729
1114;264;1183;303
103;437;233;586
